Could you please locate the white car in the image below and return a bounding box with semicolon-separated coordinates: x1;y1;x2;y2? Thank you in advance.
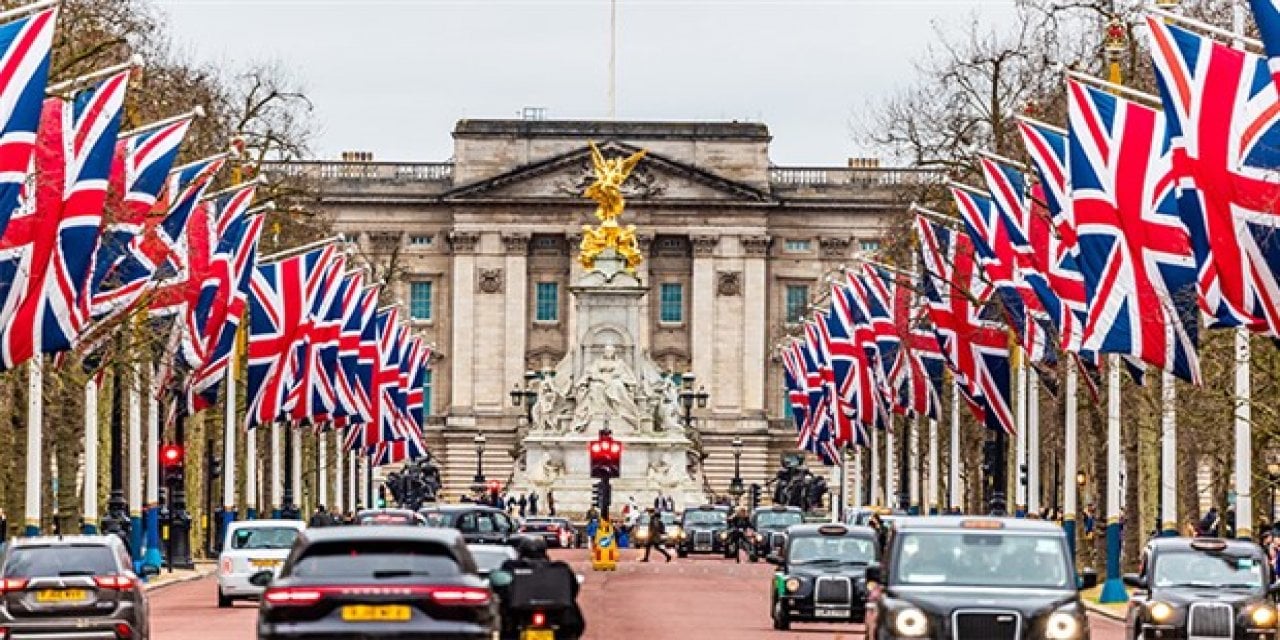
216;520;304;607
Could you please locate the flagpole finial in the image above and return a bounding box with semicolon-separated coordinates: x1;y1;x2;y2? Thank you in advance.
192;105;206;119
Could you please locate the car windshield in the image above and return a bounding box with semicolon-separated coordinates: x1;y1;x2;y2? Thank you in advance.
469;548;513;574
893;532;1071;589
290;540;461;578
756;512;804;528
230;527;299;550
1153;550;1266;590
788;536;876;565
3;545;117;577
684;511;726;526
420;512;450;527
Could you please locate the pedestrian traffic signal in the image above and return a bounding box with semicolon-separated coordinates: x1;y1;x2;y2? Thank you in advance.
749;483;761;509
589;433;622;479
160;444;184;468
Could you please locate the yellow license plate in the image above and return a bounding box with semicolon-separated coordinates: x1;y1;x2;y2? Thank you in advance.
341;604;411;622
248;559;281;568
35;589;86;602
521;630;555;640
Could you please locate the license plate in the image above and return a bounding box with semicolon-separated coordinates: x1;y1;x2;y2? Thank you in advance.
521;630;555;640
35;589;87;603
814;608;847;619
341;604;411;622
248;559;281;568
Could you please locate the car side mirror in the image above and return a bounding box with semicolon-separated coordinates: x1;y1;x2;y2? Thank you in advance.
1122;573;1146;590
864;564;883;584
248;570;274;587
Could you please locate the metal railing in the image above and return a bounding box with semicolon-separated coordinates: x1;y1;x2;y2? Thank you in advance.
769;166;940;188
265;161;455;182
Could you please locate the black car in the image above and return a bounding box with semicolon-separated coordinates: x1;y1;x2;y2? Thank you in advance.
769;523;878;630
675;505;731;558
253;526;497;639
1124;537;1280;640
749;506;805;562
419;505;519;545
864;516;1089;640
0;534;151;640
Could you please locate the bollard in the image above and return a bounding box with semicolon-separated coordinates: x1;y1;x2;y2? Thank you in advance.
591;519;618;571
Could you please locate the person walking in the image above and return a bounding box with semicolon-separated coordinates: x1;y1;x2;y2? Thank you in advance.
309;505;333;528
640;508;671;563
727;507;752;563
0;509;7;544
528;492;539;516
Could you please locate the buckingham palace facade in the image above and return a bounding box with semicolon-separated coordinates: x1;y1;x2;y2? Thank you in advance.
277;118;934;499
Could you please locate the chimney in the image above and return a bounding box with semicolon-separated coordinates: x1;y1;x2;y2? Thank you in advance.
847;157;881;169
341;151;374;162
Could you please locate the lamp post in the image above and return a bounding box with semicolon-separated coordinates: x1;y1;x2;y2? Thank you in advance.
729;437;745;501
471;434;487;496
1268;462;1280;525
100;359;131;547
677;373;709;428
509;370;541;425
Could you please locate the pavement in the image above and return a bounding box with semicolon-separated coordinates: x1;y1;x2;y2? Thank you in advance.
144;561;216;592
147;550;1131;639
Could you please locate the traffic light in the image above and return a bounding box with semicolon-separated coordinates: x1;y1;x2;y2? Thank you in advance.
160;443;184;469
589;433;622;479
1019;464;1028;487
208;455;222;479
591;482;600;508
749;483;761;509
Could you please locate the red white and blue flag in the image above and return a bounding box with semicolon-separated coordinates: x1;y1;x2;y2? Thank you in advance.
0;8;55;240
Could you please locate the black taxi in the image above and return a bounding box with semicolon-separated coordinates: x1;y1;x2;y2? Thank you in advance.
1124;537;1279;640
674;505;730;558
864;516;1089;640
749;505;805;563
769;523;878;630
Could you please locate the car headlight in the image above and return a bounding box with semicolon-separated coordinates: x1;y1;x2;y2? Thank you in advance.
719;531;729;540
1045;611;1081;639
1252;605;1277;627
893;607;929;637
1148;601;1174;623
784;577;801;593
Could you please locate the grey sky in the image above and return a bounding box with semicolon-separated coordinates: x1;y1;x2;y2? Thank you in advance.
155;0;1018;166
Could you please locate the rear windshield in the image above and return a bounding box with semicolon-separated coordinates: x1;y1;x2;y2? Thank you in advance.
359;513;417;526
230;527;299;550
684;510;727;526
756;512;804;528
420;512;451;527
469;548;513;574
3;545;117;577
290;540;461;578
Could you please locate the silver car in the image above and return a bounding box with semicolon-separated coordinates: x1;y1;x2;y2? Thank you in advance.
0;534;149;639
217;520;304;607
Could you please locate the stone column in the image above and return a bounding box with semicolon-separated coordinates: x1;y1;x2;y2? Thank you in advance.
448;231;480;412
741;235;770;417
635;233;655;350
690;235;718;387
503;233;531;394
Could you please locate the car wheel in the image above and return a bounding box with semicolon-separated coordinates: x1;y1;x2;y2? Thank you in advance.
748;553;758;563
677;548;688;558
772;599;791;631
217;587;232;608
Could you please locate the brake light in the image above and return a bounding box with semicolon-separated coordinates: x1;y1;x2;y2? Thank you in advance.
532;611;547;627
114;622;133;639
0;578;27;593
548;525;560;532
428;587;490;606
94;575;137;590
263;587;324;606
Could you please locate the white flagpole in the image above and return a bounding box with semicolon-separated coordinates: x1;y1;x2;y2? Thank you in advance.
1234;327;1252;539
270;423;282;515
1098;354;1128;603
885;416;897;509
245;428;258;518
853;448;864;508
949;379;962;511
928;414;939;514
1015;355;1028;514
128;366;142;530
318;431;329;508
222;341;237;516
24;354;43;535
1064;359;1079;554
334;432;344;513
1160;370;1177;535
1027;372;1041;515
608;0;617;119
145;363;159;507
909;414;921;512
349;450;358;510
870;429;880;506
291;428;303;512
83;378;99;533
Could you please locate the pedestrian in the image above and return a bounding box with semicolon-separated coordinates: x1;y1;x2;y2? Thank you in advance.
547;491;556;516
0;508;7;544
309;505;332;528
517;494;527;518
1225;506;1237;539
663;494;674;512
1082;503;1097;541
640;507;671;563
653;492;664;511
528;492;539;516
727;507;752;563
1200;507;1220;537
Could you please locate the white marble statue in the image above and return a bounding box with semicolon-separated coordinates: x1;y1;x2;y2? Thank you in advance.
572;345;641;432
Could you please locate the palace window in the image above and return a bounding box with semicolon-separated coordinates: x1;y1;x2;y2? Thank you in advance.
860;239;881;252
784;239;811;252
660;283;684;324
409;234;434;246
423;369;433;416
785;285;810;324
410;281;433;321
535;282;559;322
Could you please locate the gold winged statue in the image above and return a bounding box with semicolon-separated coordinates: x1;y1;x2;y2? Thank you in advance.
579;141;647;272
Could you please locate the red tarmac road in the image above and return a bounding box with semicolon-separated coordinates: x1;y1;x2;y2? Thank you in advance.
148;549;1129;639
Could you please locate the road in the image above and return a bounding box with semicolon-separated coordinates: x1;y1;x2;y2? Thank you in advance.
149;549;1129;639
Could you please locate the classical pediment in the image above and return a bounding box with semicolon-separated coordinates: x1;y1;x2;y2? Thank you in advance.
442;141;773;203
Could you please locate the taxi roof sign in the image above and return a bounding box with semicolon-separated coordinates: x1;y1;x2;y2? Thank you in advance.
960;519;1005;530
817;524;848;536
1190;537;1228;551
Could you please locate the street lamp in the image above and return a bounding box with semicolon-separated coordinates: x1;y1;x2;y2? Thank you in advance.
728;437;745;500
471;434;487;495
1076;471;1087;488
509;370;540;424
1267;462;1280;525
678;373;709;426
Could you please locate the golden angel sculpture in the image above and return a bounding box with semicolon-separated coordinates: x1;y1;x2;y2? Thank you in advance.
578;141;647;272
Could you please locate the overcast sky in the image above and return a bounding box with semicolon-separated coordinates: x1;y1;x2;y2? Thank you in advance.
154;0;1019;166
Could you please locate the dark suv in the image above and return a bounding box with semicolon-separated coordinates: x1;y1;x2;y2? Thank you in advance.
419;505;518;545
0;534;150;639
675;505;730;558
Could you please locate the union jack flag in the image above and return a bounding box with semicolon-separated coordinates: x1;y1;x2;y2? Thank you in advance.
836;273;894;425
916;215;1016;434
795;327;840;464
0;8;55;240
1150;16;1280;335
859;265;944;419
1249;0;1280;85
780;341;810;429
823;290;873;446
1066;78;1201;383
337;283;378;433
245;244;340;428
0;70;128;368
282;253;347;424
